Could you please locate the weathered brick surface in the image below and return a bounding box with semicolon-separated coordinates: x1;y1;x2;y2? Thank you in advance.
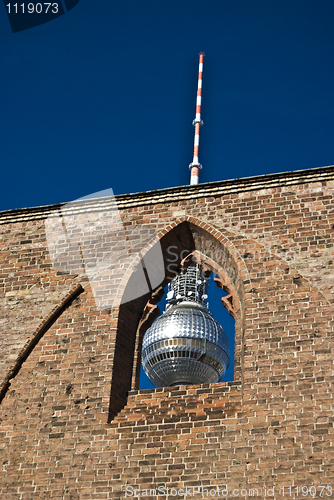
0;166;334;498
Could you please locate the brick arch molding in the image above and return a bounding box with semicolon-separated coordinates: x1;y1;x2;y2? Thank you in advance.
109;217;252;421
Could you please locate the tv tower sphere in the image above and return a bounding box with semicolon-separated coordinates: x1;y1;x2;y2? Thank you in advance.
141;264;230;387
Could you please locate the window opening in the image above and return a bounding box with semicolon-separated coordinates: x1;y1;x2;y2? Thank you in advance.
139;272;235;390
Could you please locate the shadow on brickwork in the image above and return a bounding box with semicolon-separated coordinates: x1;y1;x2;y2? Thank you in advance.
107;222;196;422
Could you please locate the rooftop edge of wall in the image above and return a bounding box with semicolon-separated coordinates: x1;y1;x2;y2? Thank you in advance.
1;164;334;224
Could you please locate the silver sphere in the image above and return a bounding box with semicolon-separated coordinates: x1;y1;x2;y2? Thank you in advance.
141;264;230;387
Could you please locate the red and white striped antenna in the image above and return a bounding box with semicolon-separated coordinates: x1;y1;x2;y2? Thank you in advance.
189;52;205;185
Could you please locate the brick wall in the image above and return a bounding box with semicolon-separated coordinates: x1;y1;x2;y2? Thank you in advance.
0;166;334;498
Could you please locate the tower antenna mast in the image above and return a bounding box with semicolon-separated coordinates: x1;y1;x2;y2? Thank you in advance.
189;52;205;185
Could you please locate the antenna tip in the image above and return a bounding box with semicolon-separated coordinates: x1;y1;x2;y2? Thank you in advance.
198;51;205;56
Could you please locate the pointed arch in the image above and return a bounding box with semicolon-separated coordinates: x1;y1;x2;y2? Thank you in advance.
108;218;251;421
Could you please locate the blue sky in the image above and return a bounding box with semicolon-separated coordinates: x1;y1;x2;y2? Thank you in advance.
1;1;334;389
1;1;334;211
